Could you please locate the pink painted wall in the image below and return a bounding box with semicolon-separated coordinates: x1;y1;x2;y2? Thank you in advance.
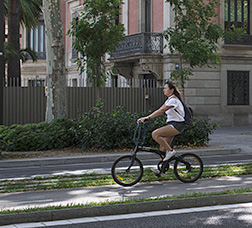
203;0;220;24
215;3;220;24
152;0;163;32
128;0;138;34
120;6;123;23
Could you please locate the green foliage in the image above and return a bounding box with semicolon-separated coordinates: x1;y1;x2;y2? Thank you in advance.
4;0;41;64
0;118;75;152
19;47;37;63
4;42;37;63
72;105;139;149
19;0;43;29
174;118;218;147
0;105;217;152
4;0;43;29
164;0;223;66
170;67;193;89
67;0;125;89
223;25;246;43
163;0;224;87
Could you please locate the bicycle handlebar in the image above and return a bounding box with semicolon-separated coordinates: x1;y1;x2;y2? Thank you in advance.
137;118;149;125
133;120;147;146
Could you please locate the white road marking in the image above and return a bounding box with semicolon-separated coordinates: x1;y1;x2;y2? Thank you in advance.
1;199;54;205
186;183;248;190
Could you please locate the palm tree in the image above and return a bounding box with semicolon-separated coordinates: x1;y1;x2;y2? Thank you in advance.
4;42;37;64
5;0;42;86
19;0;43;30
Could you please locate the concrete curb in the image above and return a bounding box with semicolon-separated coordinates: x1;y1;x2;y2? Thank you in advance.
0;192;251;226
0;148;242;169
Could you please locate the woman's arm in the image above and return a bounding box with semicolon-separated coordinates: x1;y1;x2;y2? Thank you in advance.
138;103;172;122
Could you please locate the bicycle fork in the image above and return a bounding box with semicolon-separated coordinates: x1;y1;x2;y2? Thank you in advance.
126;145;138;172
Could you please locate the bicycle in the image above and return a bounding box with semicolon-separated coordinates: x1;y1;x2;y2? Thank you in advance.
111;121;204;187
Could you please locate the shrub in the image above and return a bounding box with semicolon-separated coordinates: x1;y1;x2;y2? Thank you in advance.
72;106;139;149
173;118;218;147
0;118;75;152
0;105;217;152
73;104;217;150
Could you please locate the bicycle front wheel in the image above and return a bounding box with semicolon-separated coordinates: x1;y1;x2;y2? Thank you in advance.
174;153;203;183
111;155;144;187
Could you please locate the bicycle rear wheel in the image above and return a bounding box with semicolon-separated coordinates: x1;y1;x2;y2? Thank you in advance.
111;155;144;187
174;153;203;183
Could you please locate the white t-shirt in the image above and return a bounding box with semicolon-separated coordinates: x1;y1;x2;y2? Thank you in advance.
165;95;185;122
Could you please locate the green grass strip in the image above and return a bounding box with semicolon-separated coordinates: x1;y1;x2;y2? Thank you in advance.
0;163;251;193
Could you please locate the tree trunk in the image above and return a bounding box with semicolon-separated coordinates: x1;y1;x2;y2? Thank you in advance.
7;0;21;86
43;0;67;122
179;55;185;101
96;61;102;100
0;0;4;124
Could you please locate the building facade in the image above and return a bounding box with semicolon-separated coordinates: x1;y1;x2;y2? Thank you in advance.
20;0;252;126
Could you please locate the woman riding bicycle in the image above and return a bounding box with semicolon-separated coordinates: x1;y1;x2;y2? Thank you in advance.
138;80;185;176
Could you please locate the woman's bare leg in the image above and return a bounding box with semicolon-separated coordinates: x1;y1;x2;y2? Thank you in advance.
159;136;173;152
152;125;179;151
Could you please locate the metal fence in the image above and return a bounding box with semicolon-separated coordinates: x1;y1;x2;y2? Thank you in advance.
2;78;166;126
3;86;46;126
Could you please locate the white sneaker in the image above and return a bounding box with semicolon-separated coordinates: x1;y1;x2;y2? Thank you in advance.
150;168;165;178
163;150;176;161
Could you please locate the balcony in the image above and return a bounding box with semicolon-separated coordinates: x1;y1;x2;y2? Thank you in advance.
225;34;252;46
109;32;164;80
110;32;163;58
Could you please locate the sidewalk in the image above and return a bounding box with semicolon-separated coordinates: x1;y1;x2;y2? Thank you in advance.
208;125;252;154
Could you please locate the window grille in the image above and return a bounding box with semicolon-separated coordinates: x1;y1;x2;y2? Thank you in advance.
227;71;249;105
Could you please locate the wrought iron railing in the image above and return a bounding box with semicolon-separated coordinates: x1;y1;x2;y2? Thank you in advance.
36;51;46;60
225;34;252;46
27;51;46;60
110;32;163;58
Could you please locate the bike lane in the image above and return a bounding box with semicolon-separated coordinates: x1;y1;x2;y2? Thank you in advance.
1;175;252;211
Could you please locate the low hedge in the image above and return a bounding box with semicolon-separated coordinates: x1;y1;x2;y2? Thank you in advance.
0;106;218;152
0;118;75;152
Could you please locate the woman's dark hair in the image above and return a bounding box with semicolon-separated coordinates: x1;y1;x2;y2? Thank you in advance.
165;80;183;102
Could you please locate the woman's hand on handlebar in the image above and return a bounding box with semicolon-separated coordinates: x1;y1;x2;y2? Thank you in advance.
137;116;149;123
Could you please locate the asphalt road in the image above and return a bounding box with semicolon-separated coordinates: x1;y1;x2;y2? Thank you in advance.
2;202;252;227
55;203;252;228
50;203;252;228
1;153;252;180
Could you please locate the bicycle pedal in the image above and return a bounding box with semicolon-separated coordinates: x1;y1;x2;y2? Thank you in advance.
156;172;166;178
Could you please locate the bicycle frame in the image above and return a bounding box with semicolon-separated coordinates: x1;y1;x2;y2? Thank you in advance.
129;121;191;175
